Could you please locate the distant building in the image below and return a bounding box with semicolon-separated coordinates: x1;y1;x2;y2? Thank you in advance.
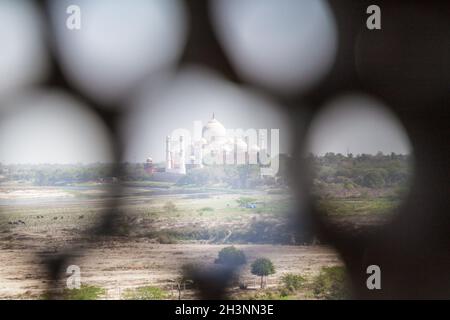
144;157;155;175
147;114;267;176
165;114;261;175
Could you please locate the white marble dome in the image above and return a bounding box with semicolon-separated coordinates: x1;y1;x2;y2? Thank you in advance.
202;114;226;142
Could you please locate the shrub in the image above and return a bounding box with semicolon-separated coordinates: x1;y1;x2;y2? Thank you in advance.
343;182;354;190
63;284;105;300
215;246;247;267
236;197;257;207
239;282;248;290
362;170;385;188
157;232;177;244
281;273;306;293
199;207;214;212
279;287;292;298
123;286;166;300
312;266;349;300
246;289;290;300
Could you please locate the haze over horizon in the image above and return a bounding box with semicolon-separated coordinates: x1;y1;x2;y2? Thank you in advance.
0;84;412;165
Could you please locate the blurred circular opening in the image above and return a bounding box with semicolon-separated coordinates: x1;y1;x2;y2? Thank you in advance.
0;89;114;232
49;0;188;106
114;67;330;299
211;0;337;94
305;94;414;230
354;3;450;104
0;0;47;100
0;90;116;297
0;90;113;166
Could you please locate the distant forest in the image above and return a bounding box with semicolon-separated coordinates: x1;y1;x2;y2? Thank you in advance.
309;152;412;199
0;163;117;186
0;153;411;190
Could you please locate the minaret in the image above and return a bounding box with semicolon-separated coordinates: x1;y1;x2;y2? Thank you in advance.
245;136;249;165
179;135;186;174
196;139;204;169
166;136;172;170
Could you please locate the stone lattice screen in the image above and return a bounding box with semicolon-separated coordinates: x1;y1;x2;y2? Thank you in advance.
0;0;449;299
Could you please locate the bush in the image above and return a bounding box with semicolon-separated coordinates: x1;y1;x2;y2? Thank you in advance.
280;273;306;293
158;232;177;244
236;197;257;207
343;182;354;190
62;284;105;300
198;206;214;215
181;263;200;280
239;282;248;290
246;289;290;300
279;287;293;298
123;286;166;300
312;266;349;300
361;170;385;188
215;246;247;267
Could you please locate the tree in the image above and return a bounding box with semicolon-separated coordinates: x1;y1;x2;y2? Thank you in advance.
251;258;275;289
216;246;247;287
215;246;246;267
362;170;385;188
174;263;196;300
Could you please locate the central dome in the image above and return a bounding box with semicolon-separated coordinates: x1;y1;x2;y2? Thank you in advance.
202;114;226;142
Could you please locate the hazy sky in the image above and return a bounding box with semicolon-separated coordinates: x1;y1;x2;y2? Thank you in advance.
307;94;412;156
0;76;411;165
0;91;113;164
49;0;187;106
0;1;411;164
123;67;293;163
0;0;47;99
212;0;337;94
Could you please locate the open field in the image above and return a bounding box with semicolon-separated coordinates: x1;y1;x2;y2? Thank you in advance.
0;183;296;243
0;179;401;299
0;241;341;299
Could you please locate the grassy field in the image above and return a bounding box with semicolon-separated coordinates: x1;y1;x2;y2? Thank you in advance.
2;181;396;299
317;197;399;216
117;189;297;244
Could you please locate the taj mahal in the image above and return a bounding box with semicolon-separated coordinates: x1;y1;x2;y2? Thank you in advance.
155;114;265;175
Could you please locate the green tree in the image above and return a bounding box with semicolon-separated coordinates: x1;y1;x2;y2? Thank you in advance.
362;170;385;188
251;258;275;289
175;263;197;300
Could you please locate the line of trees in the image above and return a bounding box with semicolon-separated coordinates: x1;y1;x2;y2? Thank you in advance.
0;161;284;188
0;163;115;186
215;246;275;289
309;152;412;189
